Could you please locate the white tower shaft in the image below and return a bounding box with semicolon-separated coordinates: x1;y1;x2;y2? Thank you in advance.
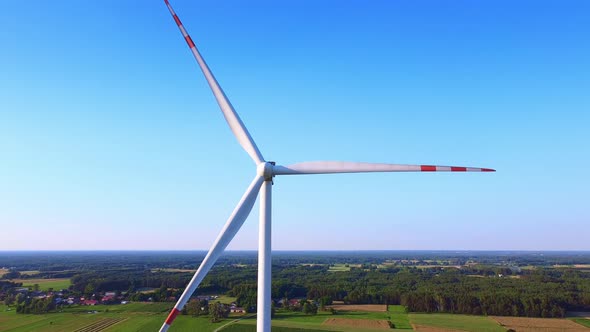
257;180;272;332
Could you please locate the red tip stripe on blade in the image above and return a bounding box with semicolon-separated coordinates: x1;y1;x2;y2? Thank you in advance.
420;165;437;172
173;14;182;26
165;308;180;324
482;168;495;172
185;36;196;48
451;166;467;172
164;0;169;4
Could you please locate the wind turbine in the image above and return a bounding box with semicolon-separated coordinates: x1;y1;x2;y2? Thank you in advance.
160;1;494;331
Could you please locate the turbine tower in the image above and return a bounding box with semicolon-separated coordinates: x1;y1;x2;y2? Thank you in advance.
160;1;494;331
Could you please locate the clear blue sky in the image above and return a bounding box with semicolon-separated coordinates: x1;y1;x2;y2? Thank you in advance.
1;0;588;250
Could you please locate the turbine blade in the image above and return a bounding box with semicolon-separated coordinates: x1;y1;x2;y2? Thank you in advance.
163;0;264;164
274;161;495;175
159;175;264;332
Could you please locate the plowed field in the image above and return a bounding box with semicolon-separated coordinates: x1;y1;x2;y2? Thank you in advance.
74;317;126;332
491;316;589;332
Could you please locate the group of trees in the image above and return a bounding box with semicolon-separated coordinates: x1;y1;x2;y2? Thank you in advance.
0;270;22;280
217;264;590;318
9;294;57;314
182;299;229;322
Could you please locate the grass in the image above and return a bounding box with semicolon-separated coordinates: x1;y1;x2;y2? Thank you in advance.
571;318;590;328
104;314;163;331
388;305;412;329
1;301;508;332
164;315;232;332
409;313;505;332
327;264;359;272
62;302;173;314
12;278;71;291
1;314;105;332
0;303;233;332
103;302;173;313
212;295;238;304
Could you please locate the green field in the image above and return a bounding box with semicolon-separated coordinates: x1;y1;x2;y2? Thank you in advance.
12;278;71;291
212;295;238;304
326;264;364;272
0;302;515;332
2;304;409;332
327;264;351;272
388;305;412;329
409;313;506;332
571;318;590;328
0;303;233;332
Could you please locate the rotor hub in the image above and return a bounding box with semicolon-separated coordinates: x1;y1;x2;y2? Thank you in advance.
257;162;275;181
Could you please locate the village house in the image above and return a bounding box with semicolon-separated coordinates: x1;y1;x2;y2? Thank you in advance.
82;299;98;306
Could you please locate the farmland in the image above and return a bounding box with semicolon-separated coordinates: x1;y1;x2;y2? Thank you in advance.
11;278;71;291
409;313;506;332
3;303;590;331
227;305;413;331
491;316;590;332
212;295;238;304
1;251;590;331
0;303;232;332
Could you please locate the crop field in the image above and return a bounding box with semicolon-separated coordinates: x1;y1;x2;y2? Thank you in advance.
409;313;505;332
327;264;352;272
0;305;105;332
74;317;127;332
4;302;589;332
553;264;590;269
323;317;390;329
231;305;411;331
11;278;71;291
0;303;233;332
491;316;590;332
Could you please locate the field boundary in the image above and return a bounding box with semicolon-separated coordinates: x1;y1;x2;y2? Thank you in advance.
216;314;256;332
